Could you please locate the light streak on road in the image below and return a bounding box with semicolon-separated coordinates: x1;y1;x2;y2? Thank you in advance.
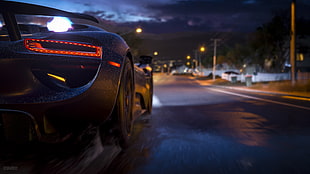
153;95;162;108
282;96;310;101
210;88;310;111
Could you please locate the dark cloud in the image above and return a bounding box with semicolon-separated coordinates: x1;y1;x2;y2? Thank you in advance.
15;0;310;33
136;0;293;33
77;0;310;33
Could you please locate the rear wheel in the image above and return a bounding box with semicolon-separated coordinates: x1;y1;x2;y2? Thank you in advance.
146;76;153;114
114;57;134;148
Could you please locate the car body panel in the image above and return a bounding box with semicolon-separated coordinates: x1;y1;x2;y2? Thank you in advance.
0;1;152;143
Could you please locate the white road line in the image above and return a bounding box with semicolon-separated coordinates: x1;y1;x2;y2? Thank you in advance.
210;88;310;111
153;95;163;108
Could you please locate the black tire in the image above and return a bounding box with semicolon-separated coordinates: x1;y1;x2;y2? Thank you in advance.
115;57;134;148
146;76;153;114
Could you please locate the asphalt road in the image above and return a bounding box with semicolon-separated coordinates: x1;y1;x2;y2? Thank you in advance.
106;74;310;174
1;74;310;174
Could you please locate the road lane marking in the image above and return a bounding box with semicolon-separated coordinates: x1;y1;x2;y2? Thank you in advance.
282;96;310;101
210;88;310;111
153;95;162;108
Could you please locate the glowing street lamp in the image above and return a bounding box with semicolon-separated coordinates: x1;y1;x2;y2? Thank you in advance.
119;27;143;36
136;27;143;34
154;51;158;56
186;55;191;60
200;46;205;52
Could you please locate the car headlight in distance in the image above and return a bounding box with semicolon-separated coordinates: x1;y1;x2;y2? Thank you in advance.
145;66;152;72
24;38;102;58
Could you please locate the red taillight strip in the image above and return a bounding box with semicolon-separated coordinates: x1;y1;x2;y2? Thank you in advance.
24;38;102;58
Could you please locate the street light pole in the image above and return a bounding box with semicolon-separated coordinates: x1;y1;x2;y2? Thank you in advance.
290;0;296;84
199;46;205;76
212;39;220;81
194;50;198;70
199;53;202;75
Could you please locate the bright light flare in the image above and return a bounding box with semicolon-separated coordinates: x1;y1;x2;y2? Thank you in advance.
47;17;73;32
136;27;142;33
200;46;205;52
145;66;152;72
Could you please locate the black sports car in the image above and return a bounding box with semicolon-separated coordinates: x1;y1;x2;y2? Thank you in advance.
0;1;153;147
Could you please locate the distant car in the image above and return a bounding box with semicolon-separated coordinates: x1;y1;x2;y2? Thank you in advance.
221;71;241;82
0;1;153;147
223;71;240;75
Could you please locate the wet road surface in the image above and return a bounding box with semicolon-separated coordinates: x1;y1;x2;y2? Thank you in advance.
0;126;119;174
1;74;310;174
106;74;310;174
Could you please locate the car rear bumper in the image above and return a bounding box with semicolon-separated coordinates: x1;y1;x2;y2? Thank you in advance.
0;56;122;143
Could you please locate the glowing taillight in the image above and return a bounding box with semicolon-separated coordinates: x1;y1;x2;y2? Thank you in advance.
108;61;121;68
47;73;66;82
24;38;102;58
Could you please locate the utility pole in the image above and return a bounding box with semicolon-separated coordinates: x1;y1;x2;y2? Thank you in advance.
212;39;220;81
194;50;198;71
290;0;296;84
193;50;198;70
199;46;206;76
199;52;202;75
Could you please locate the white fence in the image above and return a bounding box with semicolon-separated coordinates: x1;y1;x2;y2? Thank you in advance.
298;72;310;80
196;69;239;77
193;67;309;83
222;72;291;83
246;73;290;82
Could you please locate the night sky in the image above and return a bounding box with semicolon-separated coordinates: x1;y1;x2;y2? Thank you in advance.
9;0;310;60
12;0;310;33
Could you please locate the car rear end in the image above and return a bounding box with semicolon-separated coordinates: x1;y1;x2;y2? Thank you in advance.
0;3;124;143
